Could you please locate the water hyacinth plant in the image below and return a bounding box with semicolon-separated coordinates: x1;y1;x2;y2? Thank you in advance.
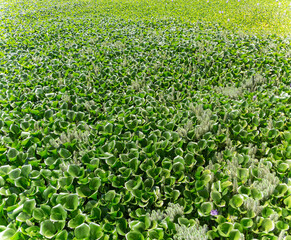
0;0;291;240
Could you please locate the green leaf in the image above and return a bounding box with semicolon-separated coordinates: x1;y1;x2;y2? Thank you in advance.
43;185;57;201
126;231;144;240
284;196;291;209
8;168;21;179
172;162;184;173
238;186;250;195
211;191;221;203
274;184;288;197
20;121;30;130
23;199;36;214
229;194;244;208
0;228;16;240
75;223;90;239
89;222;103;240
148;228;164;239
58;148;72;158
198;139;207;150
104;123;113;133
260;218;274;232
130;221;145;232
184;153;196;167
251;188;263;200
178;217;189;226
68;164;81;177
45;109;54;120
237;168;249;182
40;220;57;239
116;218;128;236
229;229;241;240
67;110;76;122
275;220;289;231
68;212;86;228
261;207;274;218
283;131;291;143
199;202;213;216
89;177;101;191
21;164;32;178
64;194;79;211
0;176;5;187
268;129;279;139
16;212;30;222
15;177;29;189
240;218;253;228
7;148;18;161
217;222;233;237
55;230;68;240
51;204;67;221
33;208;45;221
104;190;116;202
10;124;20;134
233;124;242;134
278;163;289;173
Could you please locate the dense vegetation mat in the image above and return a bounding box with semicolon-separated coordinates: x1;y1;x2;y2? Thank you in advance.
0;0;290;239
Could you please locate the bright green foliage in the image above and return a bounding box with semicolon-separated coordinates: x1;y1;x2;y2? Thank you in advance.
0;0;290;240
40;220;57;239
74;223;90;239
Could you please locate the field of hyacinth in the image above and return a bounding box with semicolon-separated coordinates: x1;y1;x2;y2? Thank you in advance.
0;0;290;239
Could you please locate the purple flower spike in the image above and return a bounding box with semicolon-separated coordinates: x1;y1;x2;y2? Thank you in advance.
253;95;257;100
211;209;219;216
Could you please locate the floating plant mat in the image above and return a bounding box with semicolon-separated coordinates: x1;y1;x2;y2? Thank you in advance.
0;0;290;240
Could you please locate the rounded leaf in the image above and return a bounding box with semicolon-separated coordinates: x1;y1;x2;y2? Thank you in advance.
10;124;20;134
240;218;253;228
217;222;233;237
64;194;79;211
211;191;221;203
68;164;81;177
51;204;67;221
260;218;275;233
8;168;21;180
7;148;18;161
23;199;36;214
229;229;241;240
68;213;86;228
33;208;45;221
55;230;68;240
116;218;128;236
0;228;16;240
40;220;57;239
45;110;54;120
230;194;244;208
89;222;103;239
58;148;72;159
126;231;144;240
75;223;90;239
200;202;213;215
275;221;289;231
